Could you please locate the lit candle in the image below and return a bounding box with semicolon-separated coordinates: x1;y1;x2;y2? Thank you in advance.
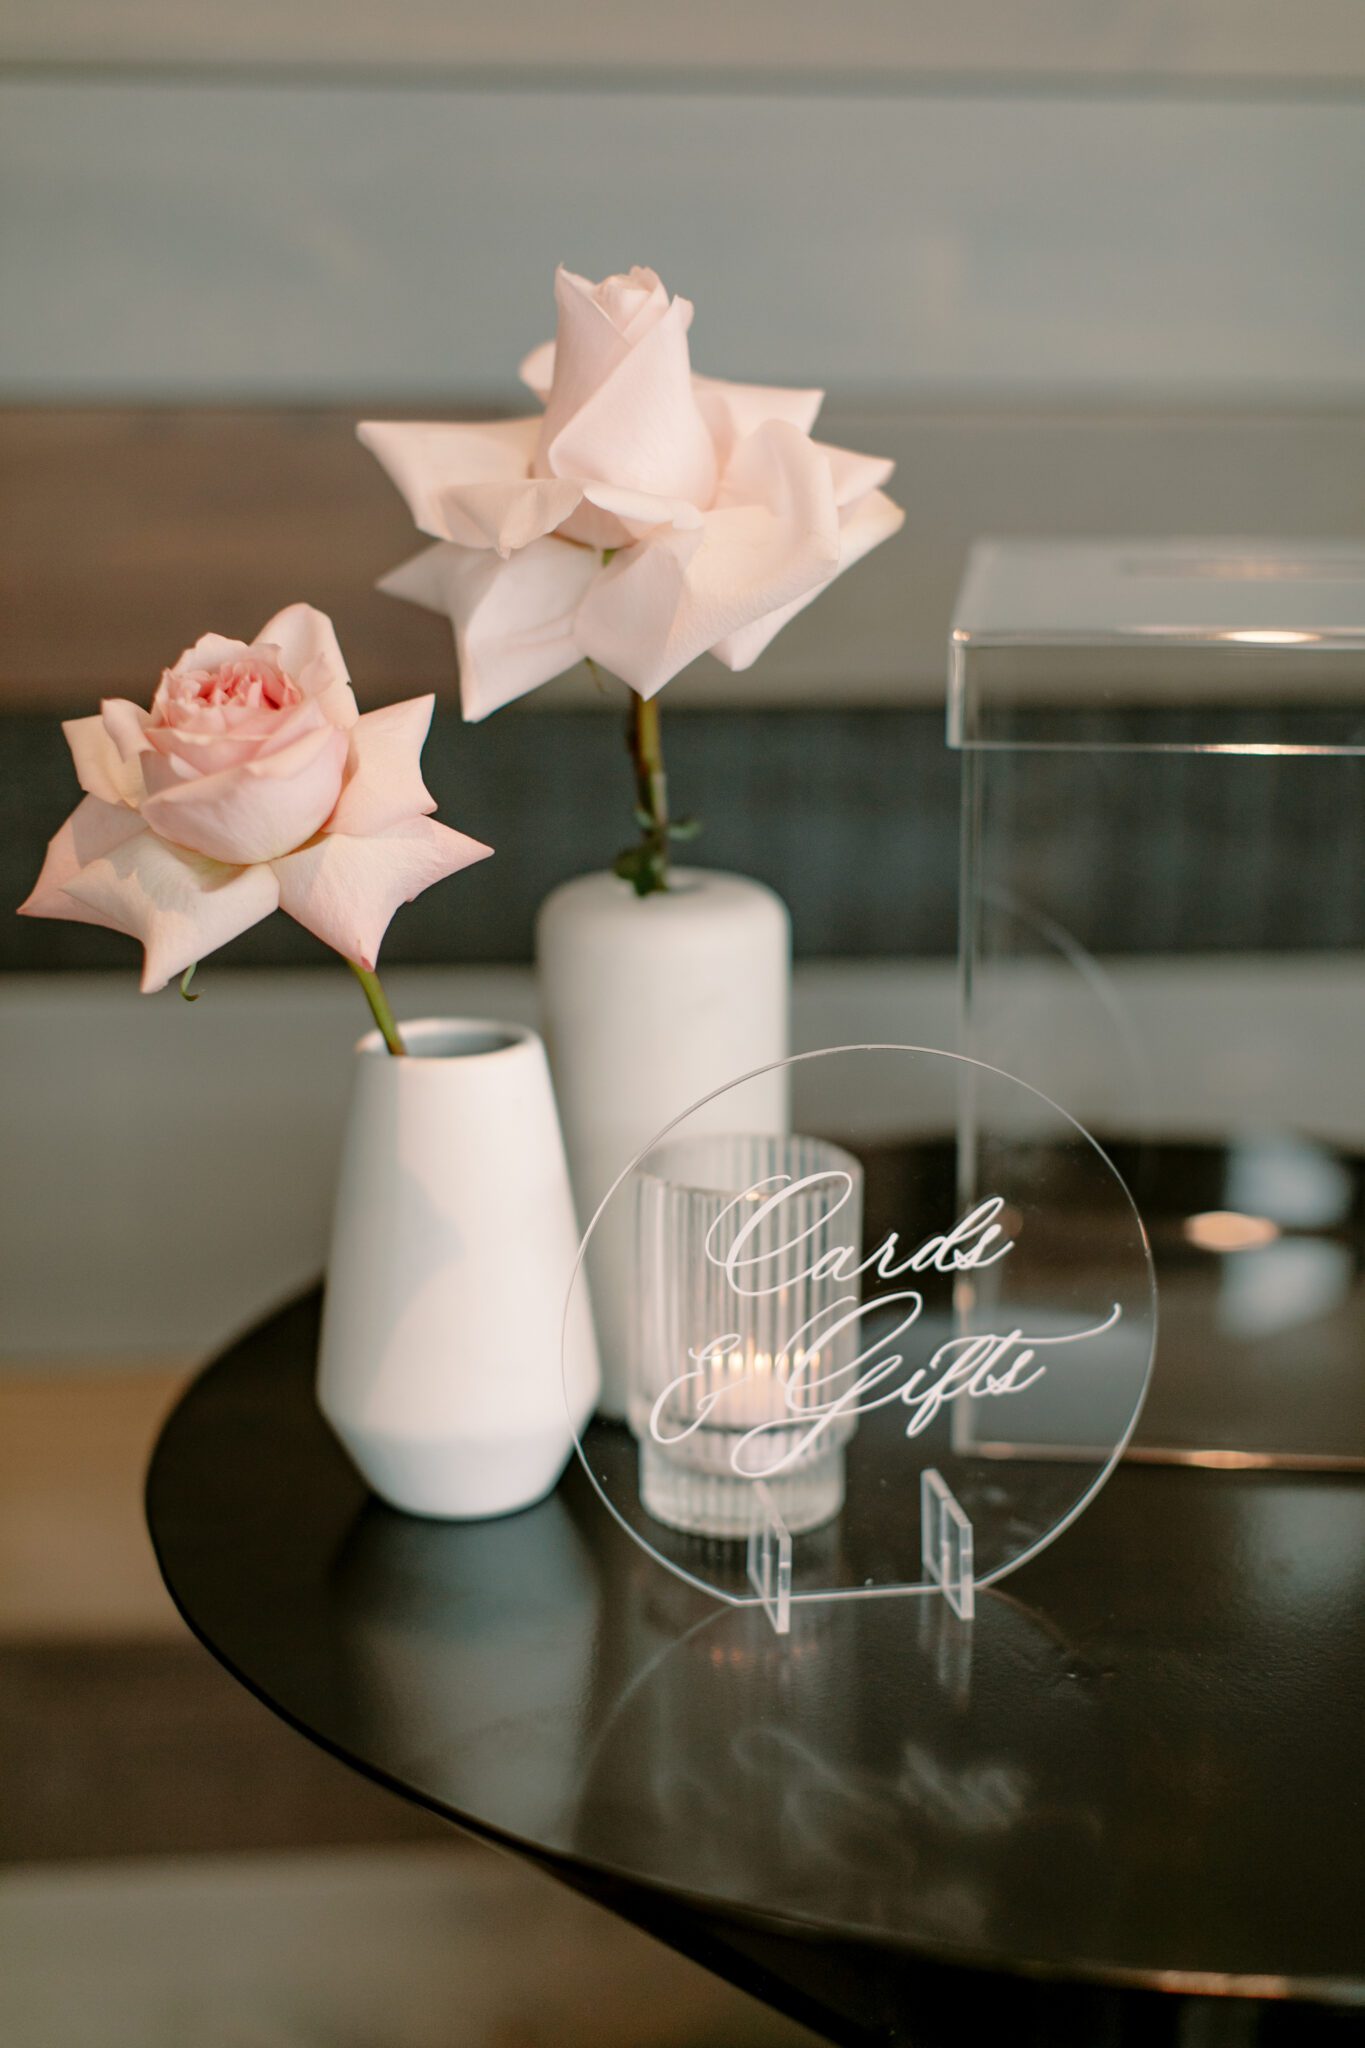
696;1339;821;1430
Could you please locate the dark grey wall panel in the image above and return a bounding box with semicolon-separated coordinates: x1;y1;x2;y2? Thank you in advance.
6;705;1363;973
4;708;961;970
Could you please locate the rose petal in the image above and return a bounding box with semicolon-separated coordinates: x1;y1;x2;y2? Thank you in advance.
141;723;349;865
540;293;717;519
358;419;582;557
18;795;148;931
157;700;276;738
144;696;328;779
425;478;583;558
717;416;841;523
574;525;704;698
579;480;705;540
165;633;255;680
522;268;671;411
577;421;840;697
64;712;146;808
544;497;640;554
255;604;358;728
139;750;197;794
692;375;825;468
519;339;556;402
59;826;280;992
816;439;897;507
711;487;906;672
591;267;673;344
539;271;630;433
273;816;491;970
534;266;666;450
328;697;438;838
379;537;597;721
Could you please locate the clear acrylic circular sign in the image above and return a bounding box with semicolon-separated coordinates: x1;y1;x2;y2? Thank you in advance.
562;1046;1155;1615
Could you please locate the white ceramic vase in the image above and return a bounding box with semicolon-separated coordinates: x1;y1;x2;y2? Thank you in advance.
536;869;791;1416
317;1018;600;1518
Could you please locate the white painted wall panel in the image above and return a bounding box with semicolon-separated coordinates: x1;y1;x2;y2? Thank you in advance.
6;0;1365;89
6;959;1364;1361
2;84;1363;400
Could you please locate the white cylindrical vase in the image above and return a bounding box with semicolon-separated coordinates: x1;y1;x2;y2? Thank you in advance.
536;869;791;1416
317;1018;600;1518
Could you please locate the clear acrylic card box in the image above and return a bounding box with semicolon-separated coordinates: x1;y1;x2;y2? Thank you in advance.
951;539;1365;1467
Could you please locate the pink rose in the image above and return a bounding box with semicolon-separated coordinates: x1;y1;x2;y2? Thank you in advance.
359;265;904;719
19;604;491;991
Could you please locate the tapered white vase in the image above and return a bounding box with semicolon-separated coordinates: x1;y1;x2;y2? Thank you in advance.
536;869;791;1416
317;1018;599;1517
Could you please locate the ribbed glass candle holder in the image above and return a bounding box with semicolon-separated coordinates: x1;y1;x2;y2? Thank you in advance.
630;1132;864;1539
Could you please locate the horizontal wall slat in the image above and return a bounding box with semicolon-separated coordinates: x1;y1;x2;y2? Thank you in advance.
7;958;1365;1358
6;2;1365;89
6;404;1365;714
4;86;1365;401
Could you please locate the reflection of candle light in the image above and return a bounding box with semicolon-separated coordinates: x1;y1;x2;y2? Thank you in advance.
1220;628;1320;646
1183;1210;1281;1252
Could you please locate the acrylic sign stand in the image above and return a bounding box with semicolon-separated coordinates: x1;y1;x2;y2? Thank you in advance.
747;1471;974;1638
920;1468;975;1622
564;1046;1155;1640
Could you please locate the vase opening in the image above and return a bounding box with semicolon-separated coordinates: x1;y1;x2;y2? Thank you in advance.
620;867;706;898
358;1019;527;1061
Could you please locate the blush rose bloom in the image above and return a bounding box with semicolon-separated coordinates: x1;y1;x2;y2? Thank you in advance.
19;604;491;992
359;265;905;719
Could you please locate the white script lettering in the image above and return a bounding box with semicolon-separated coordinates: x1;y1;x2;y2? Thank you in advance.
649;1175;1122;1479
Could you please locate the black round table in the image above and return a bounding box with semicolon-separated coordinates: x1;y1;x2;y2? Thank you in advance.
146;1292;1365;2047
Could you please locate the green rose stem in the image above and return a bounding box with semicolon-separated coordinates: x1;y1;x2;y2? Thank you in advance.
585;655;700;899
586;537;691;897
623;691;672;897
347;959;407;1056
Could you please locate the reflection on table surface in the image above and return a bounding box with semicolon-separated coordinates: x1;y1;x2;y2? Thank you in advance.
860;1133;1365;1465
148;1292;1365;1999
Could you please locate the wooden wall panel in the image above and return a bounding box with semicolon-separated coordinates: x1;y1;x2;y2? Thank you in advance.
5;404;1365;714
3;408;450;710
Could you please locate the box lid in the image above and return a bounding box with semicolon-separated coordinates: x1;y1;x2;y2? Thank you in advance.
952;539;1365;644
949;539;1365;752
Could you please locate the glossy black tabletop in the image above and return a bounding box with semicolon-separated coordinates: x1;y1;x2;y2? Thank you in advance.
147;1293;1365;2047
